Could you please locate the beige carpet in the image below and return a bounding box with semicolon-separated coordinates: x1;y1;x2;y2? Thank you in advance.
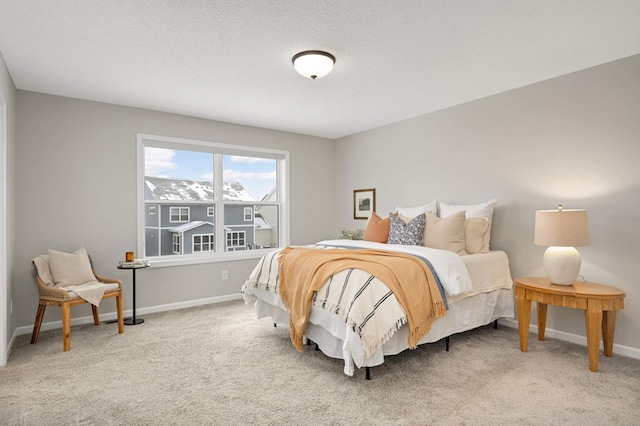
1;300;639;425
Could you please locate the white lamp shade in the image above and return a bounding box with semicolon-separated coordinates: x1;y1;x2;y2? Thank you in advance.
535;207;589;285
292;51;335;79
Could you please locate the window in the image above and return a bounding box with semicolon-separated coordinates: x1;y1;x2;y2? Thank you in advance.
170;207;190;222
138;134;289;265
193;234;214;252
172;234;181;254
226;230;246;249
244;207;253;221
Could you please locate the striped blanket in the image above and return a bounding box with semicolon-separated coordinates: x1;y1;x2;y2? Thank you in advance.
242;243;448;358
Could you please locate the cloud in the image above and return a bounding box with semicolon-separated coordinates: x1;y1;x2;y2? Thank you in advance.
229;155;273;164
223;169;276;182
145;147;177;176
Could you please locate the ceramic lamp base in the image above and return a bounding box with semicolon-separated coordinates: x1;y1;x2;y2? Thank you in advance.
544;246;581;285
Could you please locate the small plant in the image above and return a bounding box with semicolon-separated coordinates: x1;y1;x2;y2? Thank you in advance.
339;228;364;240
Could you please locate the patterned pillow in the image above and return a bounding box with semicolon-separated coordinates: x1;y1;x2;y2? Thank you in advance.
387;213;425;246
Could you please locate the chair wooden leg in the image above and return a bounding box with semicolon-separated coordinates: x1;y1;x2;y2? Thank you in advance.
91;304;100;325
31;303;47;344
62;303;71;352
116;292;124;334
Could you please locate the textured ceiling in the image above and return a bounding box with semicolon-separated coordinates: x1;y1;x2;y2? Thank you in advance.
1;1;639;139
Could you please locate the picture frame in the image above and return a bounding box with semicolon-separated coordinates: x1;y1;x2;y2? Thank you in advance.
353;188;376;220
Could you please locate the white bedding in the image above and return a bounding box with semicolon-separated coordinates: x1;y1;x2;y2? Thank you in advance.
314;239;475;297
242;241;514;376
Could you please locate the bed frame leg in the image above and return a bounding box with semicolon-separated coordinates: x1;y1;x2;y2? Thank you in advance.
445;336;450;352
365;367;371;380
494;319;498;329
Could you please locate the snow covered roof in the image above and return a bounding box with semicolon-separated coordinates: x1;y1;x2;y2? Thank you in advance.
254;216;271;229
168;221;214;233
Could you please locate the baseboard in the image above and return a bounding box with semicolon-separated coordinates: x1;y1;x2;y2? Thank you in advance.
498;318;640;361
3;328;18;365
15;293;243;337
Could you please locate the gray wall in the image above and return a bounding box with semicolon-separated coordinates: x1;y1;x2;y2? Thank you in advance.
0;50;16;365
6;53;639;361
12;92;336;329
335;55;640;353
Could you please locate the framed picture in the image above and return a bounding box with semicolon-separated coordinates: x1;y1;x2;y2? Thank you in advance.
353;188;376;220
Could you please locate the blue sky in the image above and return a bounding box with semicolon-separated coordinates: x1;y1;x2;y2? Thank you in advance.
145;147;276;201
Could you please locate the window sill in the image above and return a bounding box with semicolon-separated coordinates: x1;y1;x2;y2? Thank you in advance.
145;249;272;268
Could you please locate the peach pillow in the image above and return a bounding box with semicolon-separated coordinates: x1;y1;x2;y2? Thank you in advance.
363;212;390;243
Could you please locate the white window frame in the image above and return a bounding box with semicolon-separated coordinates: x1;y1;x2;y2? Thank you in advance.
244;207;253;222
169;206;190;223
149;206;156;215
0;94;7;366
207;207;214;217
226;230;246;249
193;234;215;252
172;234;181;254
137;133;290;267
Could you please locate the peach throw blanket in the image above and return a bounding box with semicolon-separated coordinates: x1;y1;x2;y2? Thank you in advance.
278;246;447;352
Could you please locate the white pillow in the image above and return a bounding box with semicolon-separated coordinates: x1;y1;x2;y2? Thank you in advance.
439;199;497;250
395;199;438;218
48;247;97;287
439;198;496;220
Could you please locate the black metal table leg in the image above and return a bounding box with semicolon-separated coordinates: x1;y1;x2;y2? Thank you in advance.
122;267;145;325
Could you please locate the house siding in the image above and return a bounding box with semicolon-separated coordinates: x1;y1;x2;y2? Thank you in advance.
144;203;259;256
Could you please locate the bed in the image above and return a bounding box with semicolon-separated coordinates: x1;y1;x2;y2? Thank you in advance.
242;238;514;378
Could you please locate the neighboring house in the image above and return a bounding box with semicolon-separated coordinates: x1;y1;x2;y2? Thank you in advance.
144;177;273;256
255;188;278;249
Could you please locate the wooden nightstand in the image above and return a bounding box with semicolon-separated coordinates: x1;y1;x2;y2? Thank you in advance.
514;277;625;372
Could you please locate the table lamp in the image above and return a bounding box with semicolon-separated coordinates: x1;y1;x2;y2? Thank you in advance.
534;205;589;285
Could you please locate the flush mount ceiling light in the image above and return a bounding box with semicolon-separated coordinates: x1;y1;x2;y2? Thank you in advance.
292;50;336;79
